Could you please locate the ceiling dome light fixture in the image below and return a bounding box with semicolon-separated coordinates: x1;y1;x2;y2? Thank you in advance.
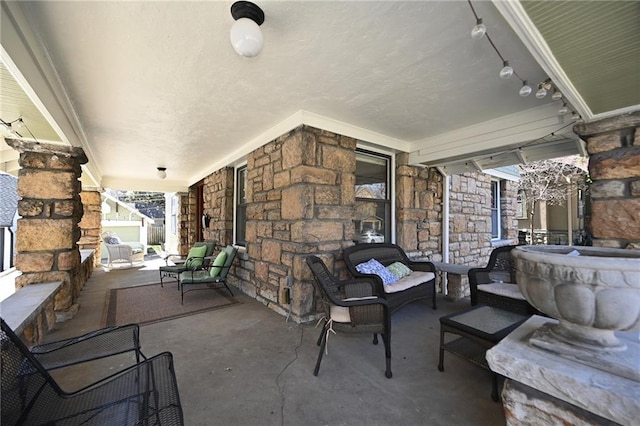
230;1;265;58
519;81;532;97
499;61;513;79
470;18;486;40
157;167;167;179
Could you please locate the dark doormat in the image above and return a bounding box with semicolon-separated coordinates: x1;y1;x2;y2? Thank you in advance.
103;283;239;327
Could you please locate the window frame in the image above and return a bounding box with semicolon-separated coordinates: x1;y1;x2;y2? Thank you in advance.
354;147;394;243
490;180;501;240
234;165;248;247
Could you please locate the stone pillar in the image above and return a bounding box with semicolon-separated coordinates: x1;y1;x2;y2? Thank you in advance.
203;168;234;245
6;139;88;318
574;112;640;248
395;153;443;259
78;189;102;266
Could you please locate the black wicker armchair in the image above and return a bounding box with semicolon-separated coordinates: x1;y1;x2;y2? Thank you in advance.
467;244;537;315
1;319;184;426
306;255;392;378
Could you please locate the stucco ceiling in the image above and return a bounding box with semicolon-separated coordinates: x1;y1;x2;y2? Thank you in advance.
1;1;638;191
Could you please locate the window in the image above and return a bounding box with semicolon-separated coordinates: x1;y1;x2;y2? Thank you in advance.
170;195;178;235
354;150;391;243
490;180;501;240
235;166;248;246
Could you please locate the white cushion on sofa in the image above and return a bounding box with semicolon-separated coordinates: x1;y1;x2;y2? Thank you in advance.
384;271;435;294
477;283;526;300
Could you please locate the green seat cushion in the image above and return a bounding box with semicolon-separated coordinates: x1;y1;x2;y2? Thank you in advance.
386;261;412;279
185;245;208;268
209;251;227;277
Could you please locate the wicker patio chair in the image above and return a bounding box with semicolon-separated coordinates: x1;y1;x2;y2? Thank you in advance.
179;245;238;304
159;241;216;287
102;231;146;268
468;244;537;315
1;319;184;426
306;255;392;378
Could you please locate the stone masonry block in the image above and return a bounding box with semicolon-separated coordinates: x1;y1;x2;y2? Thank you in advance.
291;221;343;243
18;170;78;199
262;240;282;264
586;132;623;154
15;252;54;272
590;180;626;199
322;144;355;172
590;147;640;180
273;170;290;188
290;166;337;185
17;219;75;251
315;186;340;205
53;200;78;217
281;185;314;220
18;199;44;217
591;198;640;240
57;250;80;271
80;190;102;204
631;180;640;196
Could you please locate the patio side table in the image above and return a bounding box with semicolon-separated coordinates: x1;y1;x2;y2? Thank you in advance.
438;305;528;401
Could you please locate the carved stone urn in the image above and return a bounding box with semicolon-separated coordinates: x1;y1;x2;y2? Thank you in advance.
512;245;640;353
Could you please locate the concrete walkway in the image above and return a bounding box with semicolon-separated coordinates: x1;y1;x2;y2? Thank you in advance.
41;257;506;426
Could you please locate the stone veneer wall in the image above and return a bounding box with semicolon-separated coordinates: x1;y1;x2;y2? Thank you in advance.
448;173;517;265
178;192;193;255
202;168;234;245
395;153;443;259
78;189;102;266
574;112;640;248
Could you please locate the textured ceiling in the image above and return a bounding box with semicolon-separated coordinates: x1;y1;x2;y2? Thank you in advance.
1;1;637;190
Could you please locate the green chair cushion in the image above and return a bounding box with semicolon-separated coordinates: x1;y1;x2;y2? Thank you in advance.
185;245;208;268
209;251;227;277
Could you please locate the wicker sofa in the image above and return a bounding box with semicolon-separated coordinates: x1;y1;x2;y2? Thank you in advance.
343;243;437;313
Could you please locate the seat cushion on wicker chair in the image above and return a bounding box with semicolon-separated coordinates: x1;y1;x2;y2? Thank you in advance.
477;283;526;300
383;271;435;294
330;297;379;323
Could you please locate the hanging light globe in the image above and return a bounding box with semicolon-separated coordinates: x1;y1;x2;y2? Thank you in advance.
499;61;513;79
519;81;532;97
471;18;486;40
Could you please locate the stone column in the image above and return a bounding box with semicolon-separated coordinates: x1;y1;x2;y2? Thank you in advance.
78;189;102;266
6;139;88;319
574;112;640;248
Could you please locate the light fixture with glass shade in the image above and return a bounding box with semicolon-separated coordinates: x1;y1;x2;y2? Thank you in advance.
535;85;547;99
470;18;486;40
157;167;167;179
558;103;569;115
499;61;513;79
519;81;532;97
551;89;563;101
230;1;265;58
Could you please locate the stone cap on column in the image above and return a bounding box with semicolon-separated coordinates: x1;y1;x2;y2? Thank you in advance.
5;138;88;165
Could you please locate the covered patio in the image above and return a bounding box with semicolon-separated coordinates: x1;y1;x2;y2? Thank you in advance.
41;258;505;425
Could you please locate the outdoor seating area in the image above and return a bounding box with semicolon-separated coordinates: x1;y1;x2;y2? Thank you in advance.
5;257;506;425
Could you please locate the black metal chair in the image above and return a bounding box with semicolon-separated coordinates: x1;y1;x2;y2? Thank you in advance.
159;241;216;287
179;245;238;304
1;319;184;426
306;255;392;378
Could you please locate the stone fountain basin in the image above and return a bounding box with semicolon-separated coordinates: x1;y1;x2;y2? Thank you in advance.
513;245;640;349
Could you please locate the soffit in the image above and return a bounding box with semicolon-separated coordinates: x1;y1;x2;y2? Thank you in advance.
521;0;640;115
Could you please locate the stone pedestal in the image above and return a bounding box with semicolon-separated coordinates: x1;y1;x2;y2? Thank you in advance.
487;316;639;425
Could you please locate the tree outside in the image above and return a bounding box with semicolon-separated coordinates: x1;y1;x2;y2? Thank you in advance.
517;156;590;245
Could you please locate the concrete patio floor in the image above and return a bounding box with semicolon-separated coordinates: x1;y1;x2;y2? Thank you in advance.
41;257;507;425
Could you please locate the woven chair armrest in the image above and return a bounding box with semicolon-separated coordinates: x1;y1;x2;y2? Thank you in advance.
337;296;388;308
343;273;385;296
31;324;145;371
468;267;492;285
405;260;436;272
